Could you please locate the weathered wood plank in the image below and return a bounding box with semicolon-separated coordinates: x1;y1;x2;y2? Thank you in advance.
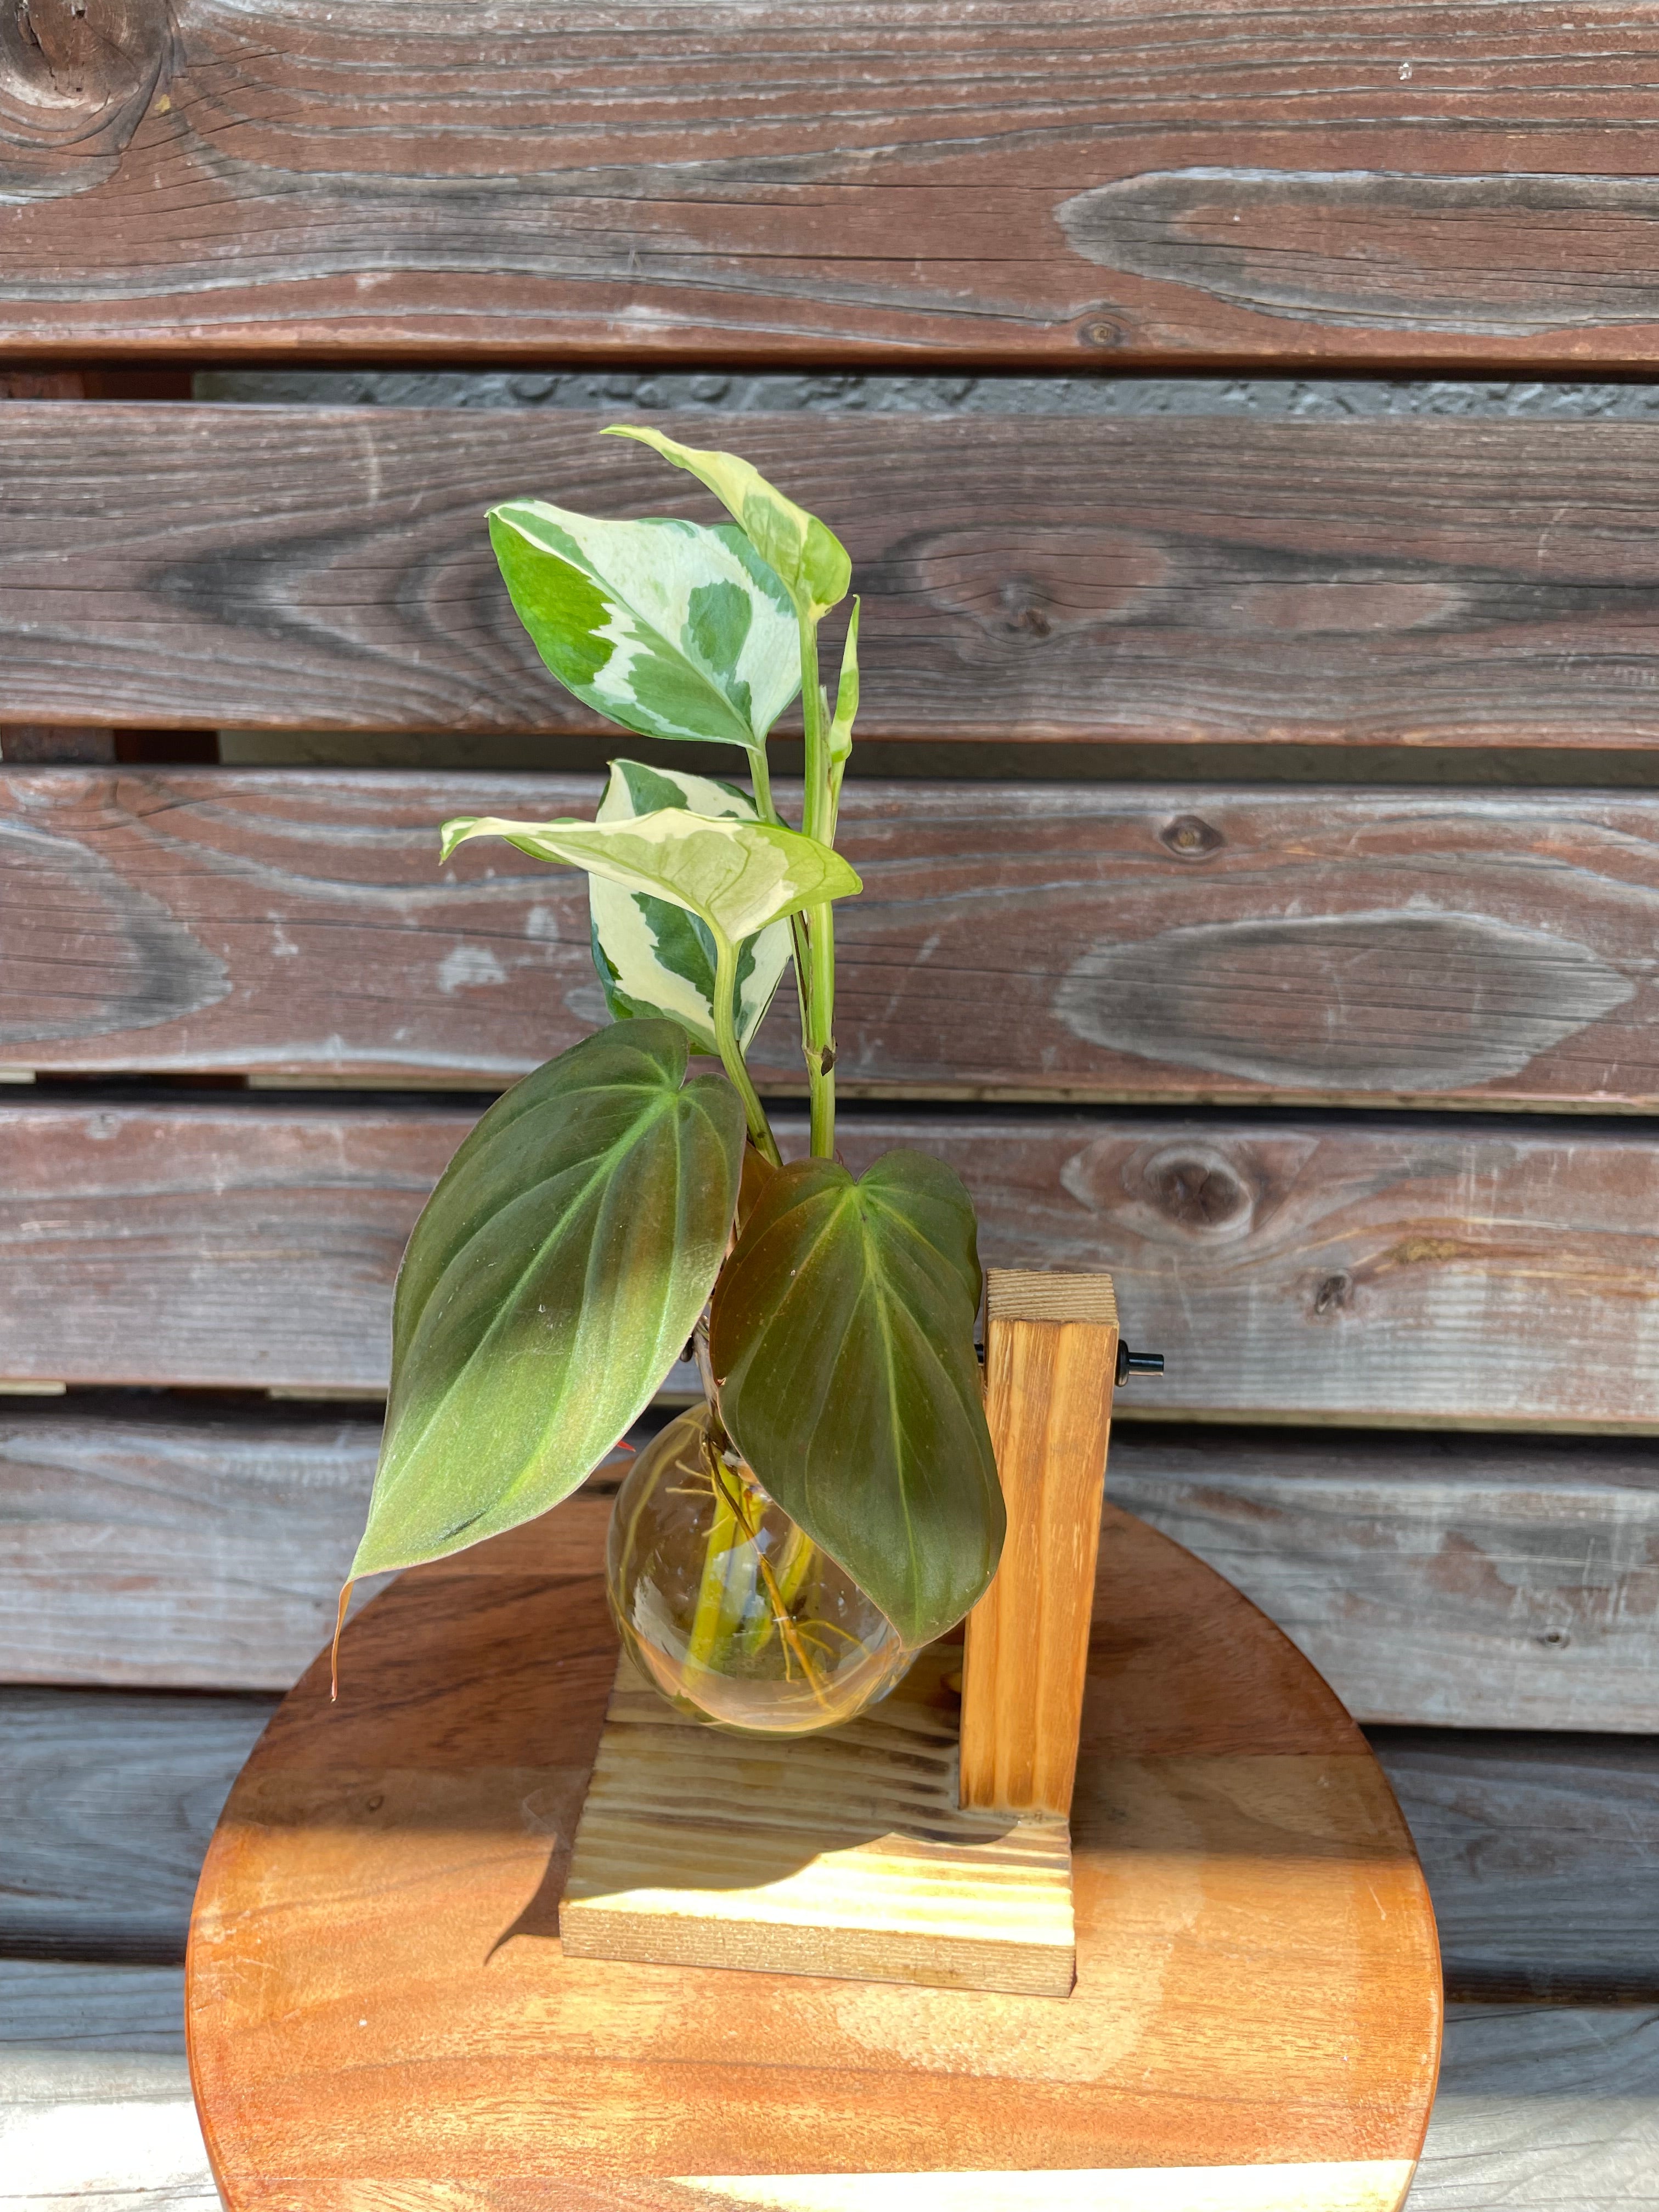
7;1688;1659;1997
19;410;1659;746
1110;1427;1659;1732
1411;2005;1659;2208
5;1096;1659;1429
0;1399;380;1692
10;768;1659;1108
12;6;1659;368
0;1688;276;1962
1372;1733;1659;2004
0;1963;216;2210
0;1400;625;1692
8;1406;1659;1726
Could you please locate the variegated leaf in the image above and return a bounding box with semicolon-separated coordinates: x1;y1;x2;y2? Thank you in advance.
589;759;793;1055
827;597;860;812
489;501;799;754
605;426;851;620
441;808;861;952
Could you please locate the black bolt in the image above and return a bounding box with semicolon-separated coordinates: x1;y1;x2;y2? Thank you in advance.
1117;1344;1165;1384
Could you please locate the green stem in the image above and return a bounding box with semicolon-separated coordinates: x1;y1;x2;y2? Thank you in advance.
748;744;777;827
797;610;837;1159
713;933;781;1166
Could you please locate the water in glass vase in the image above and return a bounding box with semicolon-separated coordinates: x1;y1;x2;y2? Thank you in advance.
606;1403;914;1734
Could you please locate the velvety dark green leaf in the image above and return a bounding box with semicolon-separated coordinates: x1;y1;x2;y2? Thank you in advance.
352;1021;744;1578
708;1149;1002;1646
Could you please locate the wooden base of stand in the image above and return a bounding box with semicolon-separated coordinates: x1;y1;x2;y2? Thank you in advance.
561;1646;1076;1997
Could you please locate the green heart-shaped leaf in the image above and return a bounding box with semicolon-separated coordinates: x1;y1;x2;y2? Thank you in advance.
605;425;852;620
709;1149;1004;1646
441;807;860;953
489;501;799;753
352;1021;744;1579
589;758;792;1055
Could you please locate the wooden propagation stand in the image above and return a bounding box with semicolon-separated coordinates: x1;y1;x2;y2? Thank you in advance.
559;1270;1122;1998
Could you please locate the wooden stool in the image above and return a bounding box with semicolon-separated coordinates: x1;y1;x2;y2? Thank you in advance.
187;1490;1441;2208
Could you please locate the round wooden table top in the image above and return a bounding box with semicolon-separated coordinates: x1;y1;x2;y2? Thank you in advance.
187;1498;1442;2212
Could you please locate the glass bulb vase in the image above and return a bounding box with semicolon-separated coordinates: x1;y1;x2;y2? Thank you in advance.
605;1403;913;1735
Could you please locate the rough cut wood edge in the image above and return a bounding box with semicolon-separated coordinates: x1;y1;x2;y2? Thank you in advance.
24;414;1659;748
983;1271;1119;1326
562;1649;1076;1998
960;1273;1118;1815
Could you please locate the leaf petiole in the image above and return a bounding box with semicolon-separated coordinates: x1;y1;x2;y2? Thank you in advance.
713;934;782;1167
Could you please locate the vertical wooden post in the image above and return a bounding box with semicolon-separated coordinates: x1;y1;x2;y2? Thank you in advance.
958;1270;1119;1818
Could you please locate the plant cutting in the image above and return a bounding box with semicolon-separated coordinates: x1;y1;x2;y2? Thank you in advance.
338;427;1004;1734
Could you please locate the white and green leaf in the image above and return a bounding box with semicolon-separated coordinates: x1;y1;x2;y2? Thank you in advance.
827;596;860;815
588;759;793;1056
442;806;861;953
604;425;852;621
489;502;799;753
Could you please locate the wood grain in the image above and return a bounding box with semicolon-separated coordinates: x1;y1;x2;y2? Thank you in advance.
1370;1732;1659;2004
184;1507;1439;2204
0;1686;277;1963
12;768;1659;1108
7;1404;1659;1726
12;1675;1659;2001
9;770;1659;1115
0;1398;623;1691
9;7;1659;366
0;1399;381;1690
4;1974;1644;2211
0;1962;217;2211
23;411;1659;746
1109;1426;1659;1732
1412;2005;1659;2210
960;1271;1118;1816
562;1648;1077;1996
8;1096;1659;1429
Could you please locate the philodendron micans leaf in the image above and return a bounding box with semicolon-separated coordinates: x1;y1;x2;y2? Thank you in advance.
605;425;853;621
589;759;793;1055
351;1021;744;1579
488;500;799;754
441;808;861;955
708;1149;1005;1647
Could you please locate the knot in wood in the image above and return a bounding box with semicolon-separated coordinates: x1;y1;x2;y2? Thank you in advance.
0;0;170;195
1159;812;1224;859
1000;577;1054;639
1147;1148;1252;1233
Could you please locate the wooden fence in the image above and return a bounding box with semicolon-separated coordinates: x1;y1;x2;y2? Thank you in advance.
6;2;1659;2200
